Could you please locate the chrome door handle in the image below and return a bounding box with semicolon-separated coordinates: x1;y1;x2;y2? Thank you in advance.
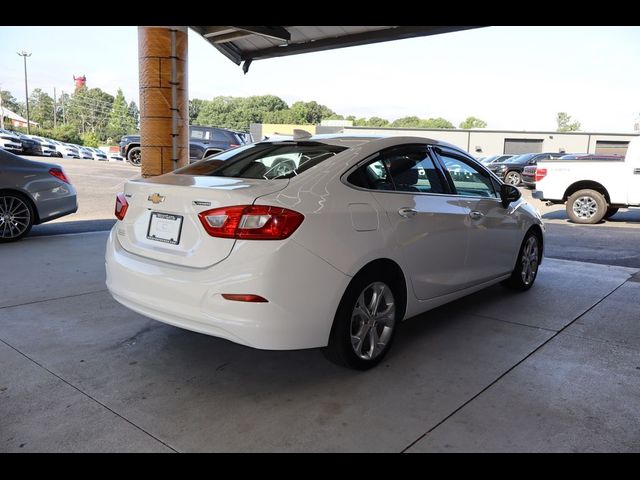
398;208;418;218
469;211;484;220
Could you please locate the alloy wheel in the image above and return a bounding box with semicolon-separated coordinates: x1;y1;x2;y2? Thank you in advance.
0;196;31;240
520;236;539;286
505;171;521;185
350;282;396;361
572;196;598;220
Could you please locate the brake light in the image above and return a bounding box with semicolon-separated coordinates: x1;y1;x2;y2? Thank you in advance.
49;168;70;184
115;192;129;220
198;205;304;240
535;168;547;182
229;143;240;148
221;294;268;303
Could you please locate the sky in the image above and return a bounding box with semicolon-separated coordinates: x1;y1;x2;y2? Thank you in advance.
1;25;639;132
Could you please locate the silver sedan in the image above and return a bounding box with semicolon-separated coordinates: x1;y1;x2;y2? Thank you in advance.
0;149;78;242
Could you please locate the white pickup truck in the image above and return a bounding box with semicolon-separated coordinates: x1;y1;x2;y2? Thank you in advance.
533;136;640;224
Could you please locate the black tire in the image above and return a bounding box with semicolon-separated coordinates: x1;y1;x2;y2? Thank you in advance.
566;189;607;224
504;170;521;186
502;230;541;291
605;207;619;219
0;192;35;243
324;272;399;370
127;146;142;166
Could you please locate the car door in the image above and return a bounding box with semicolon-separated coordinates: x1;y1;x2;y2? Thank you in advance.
434;147;521;284
361;145;472;300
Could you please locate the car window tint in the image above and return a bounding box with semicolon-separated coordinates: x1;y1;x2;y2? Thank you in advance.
439;153;498;198
190;128;205;140
384;147;446;194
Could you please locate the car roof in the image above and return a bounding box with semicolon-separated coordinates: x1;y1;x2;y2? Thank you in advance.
256;133;463;152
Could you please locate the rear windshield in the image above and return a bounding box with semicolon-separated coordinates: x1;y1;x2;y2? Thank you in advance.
174;142;347;179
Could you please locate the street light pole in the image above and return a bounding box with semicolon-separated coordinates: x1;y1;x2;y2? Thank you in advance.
17;51;32;134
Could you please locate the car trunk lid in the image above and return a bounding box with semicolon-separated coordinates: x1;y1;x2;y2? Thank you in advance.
117;173;288;268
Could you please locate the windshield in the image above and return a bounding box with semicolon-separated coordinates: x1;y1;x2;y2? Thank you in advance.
174;142;347;179
505;154;533;163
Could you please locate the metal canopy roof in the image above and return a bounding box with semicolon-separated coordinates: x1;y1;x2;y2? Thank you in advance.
189;26;485;73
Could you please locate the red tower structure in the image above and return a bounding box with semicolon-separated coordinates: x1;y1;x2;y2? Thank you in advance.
73;75;86;90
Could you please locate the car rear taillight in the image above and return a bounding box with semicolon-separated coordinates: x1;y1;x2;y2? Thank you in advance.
535;168;547;182
229;144;240;148
49;168;70;184
115;192;129;221
198;205;304;240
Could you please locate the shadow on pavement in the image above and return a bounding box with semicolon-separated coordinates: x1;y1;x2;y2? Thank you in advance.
30;219;116;236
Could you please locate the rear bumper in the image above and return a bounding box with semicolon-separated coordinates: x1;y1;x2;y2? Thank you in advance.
105;228;351;350
36;184;78;223
532;190;545;200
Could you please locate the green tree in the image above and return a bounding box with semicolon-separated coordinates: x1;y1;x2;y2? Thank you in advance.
81;131;99;147
106;89;136;143
66;86;114;140
196;95;289;129
366;116;390;127
390;116;422;128
556;112;581;132
289;100;336;124
128;101;139;131
1;90;22;114
189;98;204;124
459;116;487;129
421;117;455;129
28;88;55;129
49;124;82;144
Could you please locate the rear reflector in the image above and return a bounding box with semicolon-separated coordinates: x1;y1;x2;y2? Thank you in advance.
115;192;129;220
535;168;547;182
49;168;70;184
221;294;268;303
198;205;304;240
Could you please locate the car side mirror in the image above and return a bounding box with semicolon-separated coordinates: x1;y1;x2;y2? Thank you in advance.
500;184;521;208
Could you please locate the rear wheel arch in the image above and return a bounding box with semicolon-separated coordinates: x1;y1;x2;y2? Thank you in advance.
563;180;610;204
348;258;408;321
526;224;544;264
125;143;140;155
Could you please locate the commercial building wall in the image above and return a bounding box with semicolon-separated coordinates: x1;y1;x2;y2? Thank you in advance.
342;126;638;156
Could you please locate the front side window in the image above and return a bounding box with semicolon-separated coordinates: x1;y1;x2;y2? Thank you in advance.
174;142;346;179
438;152;498;198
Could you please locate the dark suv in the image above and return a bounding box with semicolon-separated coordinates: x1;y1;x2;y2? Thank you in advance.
487;152;565;186
119;126;250;166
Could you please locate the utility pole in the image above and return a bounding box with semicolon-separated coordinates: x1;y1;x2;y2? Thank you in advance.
61;90;66;124
17;51;32;134
0;83;4;130
53;87;57;128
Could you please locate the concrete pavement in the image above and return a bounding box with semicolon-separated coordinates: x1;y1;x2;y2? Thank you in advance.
1;231;638;452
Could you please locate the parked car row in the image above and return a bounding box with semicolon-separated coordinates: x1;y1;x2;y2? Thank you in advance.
0;129;120;162
119;125;251;166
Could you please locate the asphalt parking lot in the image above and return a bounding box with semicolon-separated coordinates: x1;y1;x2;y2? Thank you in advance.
1;156;639;452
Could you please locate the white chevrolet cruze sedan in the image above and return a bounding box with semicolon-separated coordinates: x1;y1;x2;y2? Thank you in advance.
106;134;544;369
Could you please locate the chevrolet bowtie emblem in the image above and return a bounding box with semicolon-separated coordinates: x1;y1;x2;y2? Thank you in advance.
148;193;165;204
